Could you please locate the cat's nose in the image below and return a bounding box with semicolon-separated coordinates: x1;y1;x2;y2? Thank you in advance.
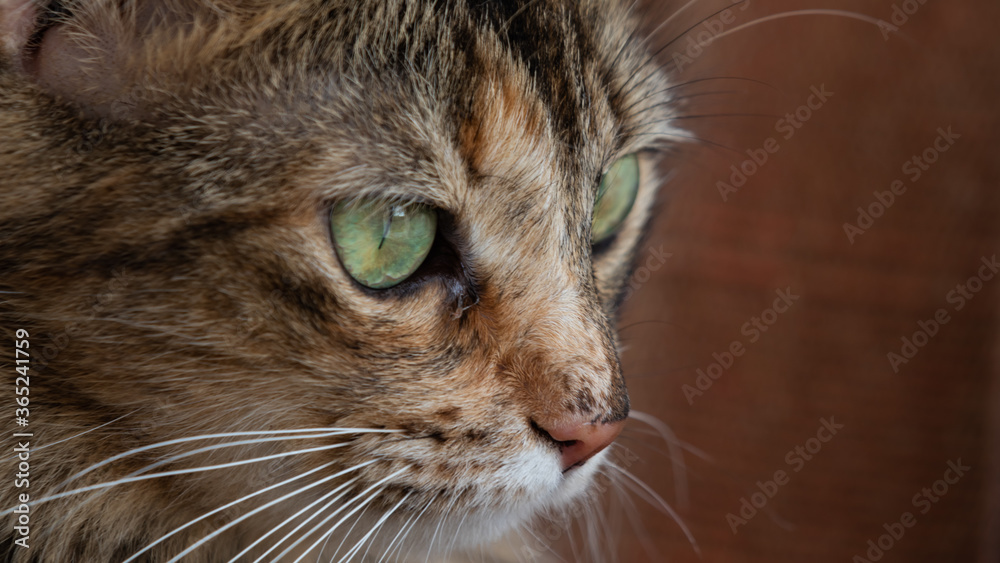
533;416;626;472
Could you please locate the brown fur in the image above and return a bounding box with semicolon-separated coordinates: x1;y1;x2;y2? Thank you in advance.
0;0;677;560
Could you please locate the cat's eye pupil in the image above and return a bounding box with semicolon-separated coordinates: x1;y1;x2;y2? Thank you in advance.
591;154;640;243
330;199;437;289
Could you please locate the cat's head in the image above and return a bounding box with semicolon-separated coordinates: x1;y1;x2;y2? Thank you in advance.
1;0;678;559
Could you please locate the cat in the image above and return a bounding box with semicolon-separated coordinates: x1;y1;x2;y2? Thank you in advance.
0;0;680;560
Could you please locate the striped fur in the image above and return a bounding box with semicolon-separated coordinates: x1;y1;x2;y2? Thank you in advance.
0;0;679;560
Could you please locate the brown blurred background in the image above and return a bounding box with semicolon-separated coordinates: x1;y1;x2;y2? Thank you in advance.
575;0;999;561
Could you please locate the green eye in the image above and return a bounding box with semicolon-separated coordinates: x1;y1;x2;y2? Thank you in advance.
330;199;437;289
591;154;639;243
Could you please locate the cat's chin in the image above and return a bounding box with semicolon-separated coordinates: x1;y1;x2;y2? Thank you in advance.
310;447;610;560
465;436;612;518
378;468;606;561
426;448;613;555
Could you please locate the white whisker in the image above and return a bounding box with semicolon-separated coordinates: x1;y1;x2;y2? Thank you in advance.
586;496;607;563
608;465;700;556
319;494;375;561
628;410;690;509
3;411;136;462
442;506;470;558
336;492;411;563
22;440;372;512
619;0;749;98
123;430;368;478
254;482;367;563
421;493;458;563
271;468;405;563
521;520;560;563
606;470;659;562
124;459;342;563
164;461;380;562
381;493;437;563
285;480;396;563
228;473;362;562
52;427;397;494
650;0;702;37
710;9;895;43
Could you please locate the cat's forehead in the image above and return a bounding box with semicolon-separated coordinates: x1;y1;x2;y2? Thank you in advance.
283;0;675;207
3;0;674;245
13;0;675;204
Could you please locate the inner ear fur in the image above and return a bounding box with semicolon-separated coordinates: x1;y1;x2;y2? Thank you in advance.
3;1;312;119
1;1;37;60
2;0;151;117
1;0;226;119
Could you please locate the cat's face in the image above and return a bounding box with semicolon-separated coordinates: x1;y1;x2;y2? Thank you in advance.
1;0;677;560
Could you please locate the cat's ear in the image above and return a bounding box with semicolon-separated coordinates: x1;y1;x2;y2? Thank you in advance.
1;0;151;118
1;1;35;59
5;1;293;119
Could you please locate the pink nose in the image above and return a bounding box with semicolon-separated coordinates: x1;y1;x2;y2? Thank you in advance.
534;416;626;472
